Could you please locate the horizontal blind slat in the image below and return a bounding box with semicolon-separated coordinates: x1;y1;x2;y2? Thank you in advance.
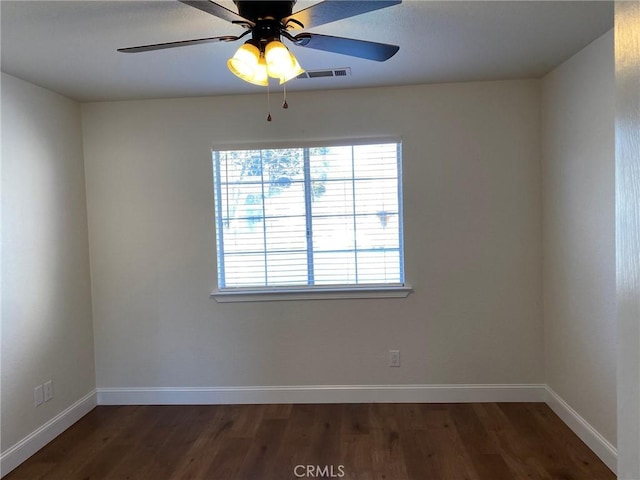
213;142;404;288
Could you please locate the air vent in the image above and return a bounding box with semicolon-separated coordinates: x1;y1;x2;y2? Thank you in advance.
296;68;352;80
308;70;334;78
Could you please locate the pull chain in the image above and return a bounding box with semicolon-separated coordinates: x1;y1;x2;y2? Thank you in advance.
267;82;272;122
282;83;289;109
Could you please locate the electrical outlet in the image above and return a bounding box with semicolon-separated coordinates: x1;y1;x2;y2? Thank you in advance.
389;350;401;367
34;385;44;406
44;380;53;402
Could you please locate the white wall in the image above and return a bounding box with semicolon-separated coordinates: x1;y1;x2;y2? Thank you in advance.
1;74;96;452
541;30;616;449
81;79;544;392
615;1;640;477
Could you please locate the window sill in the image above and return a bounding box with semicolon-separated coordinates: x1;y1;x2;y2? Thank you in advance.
210;284;413;303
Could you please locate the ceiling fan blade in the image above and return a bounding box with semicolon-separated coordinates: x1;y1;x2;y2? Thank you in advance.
118;35;240;53
179;0;254;26
284;1;401;29
293;33;399;62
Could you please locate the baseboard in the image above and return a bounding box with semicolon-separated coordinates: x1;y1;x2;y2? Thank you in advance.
544;386;617;474
2;385;615;478
97;383;546;405
0;389;97;478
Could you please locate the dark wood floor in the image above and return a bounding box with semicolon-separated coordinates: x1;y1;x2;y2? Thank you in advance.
6;403;614;480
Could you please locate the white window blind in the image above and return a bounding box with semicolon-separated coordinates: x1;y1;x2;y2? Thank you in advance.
212;141;404;290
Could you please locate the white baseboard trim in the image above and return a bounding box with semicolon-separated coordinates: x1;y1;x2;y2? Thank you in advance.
2;385;616;477
97;383;546;405
544;386;617;474
0;389;97;478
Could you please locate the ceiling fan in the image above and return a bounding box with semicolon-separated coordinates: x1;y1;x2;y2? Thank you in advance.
118;1;401;86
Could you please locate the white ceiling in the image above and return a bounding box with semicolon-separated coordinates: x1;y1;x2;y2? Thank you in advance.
1;1;613;102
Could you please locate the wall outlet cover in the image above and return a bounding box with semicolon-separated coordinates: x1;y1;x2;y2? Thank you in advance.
44;381;53;402
389;350;401;367
34;385;44;406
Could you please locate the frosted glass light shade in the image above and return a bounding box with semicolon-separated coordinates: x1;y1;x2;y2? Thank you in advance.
251;57;269;86
227;42;268;86
228;40;304;87
265;40;292;78
278;56;305;84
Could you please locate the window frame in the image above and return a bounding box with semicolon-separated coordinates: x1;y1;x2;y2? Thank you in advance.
209;137;412;302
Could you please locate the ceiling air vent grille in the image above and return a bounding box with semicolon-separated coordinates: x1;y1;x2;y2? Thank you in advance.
296;68;352;79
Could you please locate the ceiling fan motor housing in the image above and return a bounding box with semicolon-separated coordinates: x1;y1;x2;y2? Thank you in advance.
233;1;296;22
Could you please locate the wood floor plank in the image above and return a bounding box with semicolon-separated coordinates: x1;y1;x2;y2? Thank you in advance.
166;406;240;480
200;437;252;480
369;404;410;480
399;430;435;480
449;404;495;448
422;413;481;480
5;402;615;480
305;404;343;466
235;418;288;480
450;404;512;480
0;461;56;480
500;403;582;480
1;408;118;480
141;406;218;480
264;404;323;480
262;403;293;420
341;432;373;480
227;404;265;438
342;403;371;435
26;406;148;480
527;403;616;480
473;402;548;479
397;403;430;431
95;406;187;480
420;403;454;430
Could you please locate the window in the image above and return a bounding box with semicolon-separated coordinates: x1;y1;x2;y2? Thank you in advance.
212;140;409;301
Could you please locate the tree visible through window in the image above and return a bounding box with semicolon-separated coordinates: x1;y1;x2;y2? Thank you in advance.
212;141;404;289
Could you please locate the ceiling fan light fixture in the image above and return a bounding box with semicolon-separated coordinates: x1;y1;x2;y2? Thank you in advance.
264;40;292;77
120;0;402;89
227;41;266;85
264;40;304;83
278;55;305;84
227;39;302;87
250;56;269;86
